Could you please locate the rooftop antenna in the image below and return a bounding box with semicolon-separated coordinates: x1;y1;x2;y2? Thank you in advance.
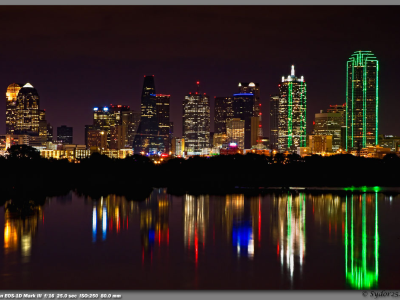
196;81;200;93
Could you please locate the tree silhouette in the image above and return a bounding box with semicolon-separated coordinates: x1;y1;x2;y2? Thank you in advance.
7;145;41;160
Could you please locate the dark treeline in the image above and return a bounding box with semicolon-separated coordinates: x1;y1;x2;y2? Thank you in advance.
2;145;400;203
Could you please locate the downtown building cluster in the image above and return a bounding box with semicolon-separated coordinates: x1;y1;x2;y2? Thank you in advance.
3;50;399;160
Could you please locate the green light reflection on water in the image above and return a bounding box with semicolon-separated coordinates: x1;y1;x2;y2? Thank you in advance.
345;193;379;289
343;186;382;193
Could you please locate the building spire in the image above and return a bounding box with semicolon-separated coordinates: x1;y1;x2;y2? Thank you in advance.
291;65;295;76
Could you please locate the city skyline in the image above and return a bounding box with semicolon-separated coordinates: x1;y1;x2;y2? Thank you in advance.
1;6;400;144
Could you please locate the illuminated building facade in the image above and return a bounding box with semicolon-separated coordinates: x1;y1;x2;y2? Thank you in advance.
277;66;307;152
270;95;279;150
378;135;400;151
346;51;379;150
6;83;23;134
87;129;107;152
90;105;138;150
314;111;342;151
226;118;245;149
171;137;184;156
214;96;233;134
57;125;73;144
156;94;171;153
212;133;228;148
309;135;333;153
182;83;210;155
134;75;158;154
15;83;41;135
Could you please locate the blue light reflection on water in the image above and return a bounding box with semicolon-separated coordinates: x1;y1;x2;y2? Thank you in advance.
1;189;400;290
102;206;107;241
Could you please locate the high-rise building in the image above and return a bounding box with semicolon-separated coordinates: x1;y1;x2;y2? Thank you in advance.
57;125;73;144
232;82;261;149
6;83;23;135
134;75;158;154
214;96;233;134
85;125;94;147
239;82;262;146
182;82;210;155
46;123;53;142
327;104;346;149
87;129;107;152
314;110;342;152
15;83;41;135
232;93;254;149
156;94;171;153
346;51;379;150
226;118;245;149
91;105;136;150
270;95;279;150
126;111;141;149
277;66;307;152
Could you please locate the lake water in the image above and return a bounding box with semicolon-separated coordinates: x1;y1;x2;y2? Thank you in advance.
0;188;399;290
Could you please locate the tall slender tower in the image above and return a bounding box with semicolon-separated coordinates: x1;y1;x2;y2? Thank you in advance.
270;95;279;150
6;83;23;134
134;75;159;154
156;94;171;153
277;65;307;152
346;51;379;150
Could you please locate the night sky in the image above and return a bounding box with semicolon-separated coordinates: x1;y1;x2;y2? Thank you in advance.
1;6;399;144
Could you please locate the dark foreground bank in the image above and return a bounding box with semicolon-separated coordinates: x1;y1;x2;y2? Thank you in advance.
2;145;400;203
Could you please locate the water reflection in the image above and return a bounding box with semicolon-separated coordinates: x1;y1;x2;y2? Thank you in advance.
139;189;170;261
271;193;306;283
183;195;209;265
345;194;379;289
213;195;261;259
0;189;389;289
4;200;43;263
311;194;345;243
91;195;138;242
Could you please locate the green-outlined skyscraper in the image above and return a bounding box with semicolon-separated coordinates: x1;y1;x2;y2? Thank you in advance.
277;65;307;152
346;51;379;150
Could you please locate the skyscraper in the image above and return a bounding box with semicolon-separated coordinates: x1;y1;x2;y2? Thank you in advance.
156;94;171;153
327;104;346;149
15;83;41;135
134;75;158;154
214;96;233;134
92;105;136;150
182;82;210;155
232;93;254;149
270;95;279;150
277;66;307;152
6;83;23;135
346;51;379;150
57;125;73;144
233;82;261;149
226;118;245;149
314;110;342;152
